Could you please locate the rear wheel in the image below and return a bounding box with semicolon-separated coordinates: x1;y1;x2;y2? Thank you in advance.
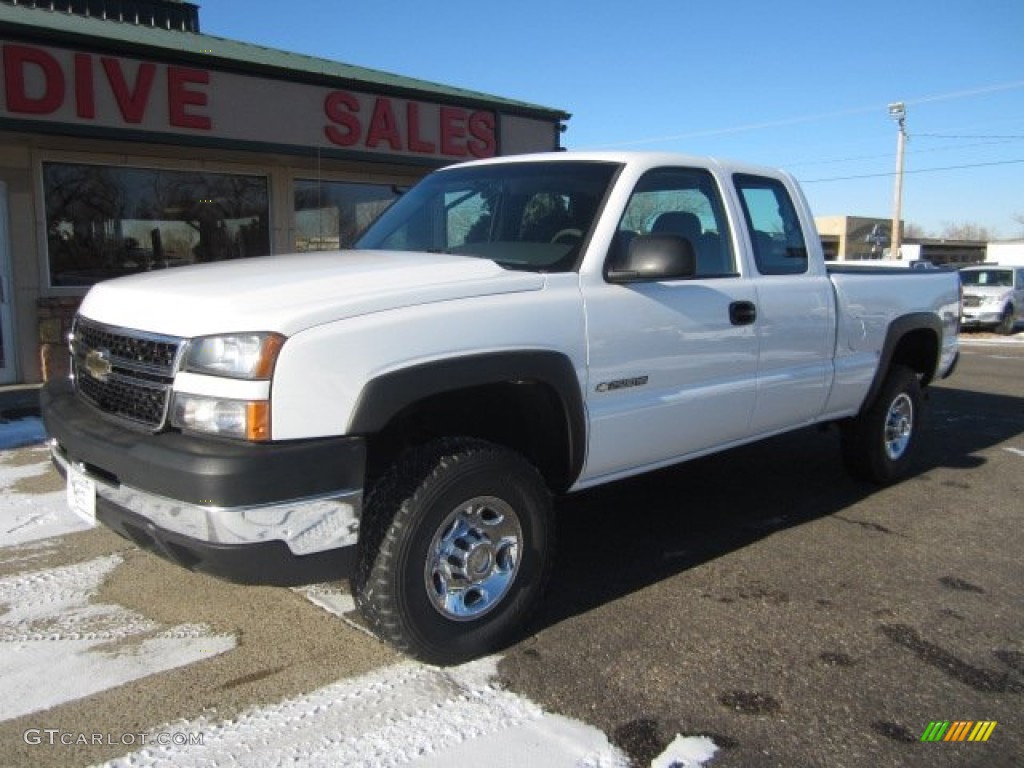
841;365;923;484
353;438;554;665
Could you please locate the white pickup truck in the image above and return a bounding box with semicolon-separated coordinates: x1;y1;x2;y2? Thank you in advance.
42;151;960;664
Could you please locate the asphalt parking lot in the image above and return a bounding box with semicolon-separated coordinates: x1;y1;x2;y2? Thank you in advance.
1;335;1021;767
498;337;1023;767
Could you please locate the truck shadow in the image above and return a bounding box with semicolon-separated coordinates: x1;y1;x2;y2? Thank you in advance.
533;384;1024;629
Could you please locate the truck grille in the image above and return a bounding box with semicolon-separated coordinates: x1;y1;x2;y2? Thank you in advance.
962;295;982;308
70;317;185;430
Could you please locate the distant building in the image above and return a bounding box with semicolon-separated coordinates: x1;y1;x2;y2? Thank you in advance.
986;241;1024;266
898;240;987;267
815;215;986;267
815;216;896;261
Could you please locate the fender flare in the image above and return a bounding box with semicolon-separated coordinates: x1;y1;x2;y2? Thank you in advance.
860;312;942;413
349;350;587;485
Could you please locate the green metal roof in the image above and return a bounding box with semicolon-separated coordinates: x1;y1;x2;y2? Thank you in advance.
0;3;569;119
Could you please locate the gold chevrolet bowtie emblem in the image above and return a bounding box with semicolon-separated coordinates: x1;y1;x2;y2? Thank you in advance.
84;348;113;381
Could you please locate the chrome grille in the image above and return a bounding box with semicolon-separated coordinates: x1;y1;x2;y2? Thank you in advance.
70;317;185;430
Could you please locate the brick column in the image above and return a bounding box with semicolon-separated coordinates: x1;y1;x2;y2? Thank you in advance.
38;297;82;382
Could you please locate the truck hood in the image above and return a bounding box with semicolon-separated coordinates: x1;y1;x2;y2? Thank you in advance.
78;250;546;338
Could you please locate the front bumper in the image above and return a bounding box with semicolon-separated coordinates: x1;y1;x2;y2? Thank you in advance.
960;309;1003;327
42;380;365;585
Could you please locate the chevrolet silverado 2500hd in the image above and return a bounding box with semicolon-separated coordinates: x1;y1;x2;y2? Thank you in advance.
42;152;960;664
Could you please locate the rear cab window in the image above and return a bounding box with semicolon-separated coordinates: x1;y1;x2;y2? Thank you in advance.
734;174;808;275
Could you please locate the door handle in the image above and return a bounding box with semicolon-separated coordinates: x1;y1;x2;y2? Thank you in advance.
729;301;757;326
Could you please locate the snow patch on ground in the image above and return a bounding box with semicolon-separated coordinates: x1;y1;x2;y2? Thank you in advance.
651;735;719;767
101;658;632;768
292;582;380;639
1;431;95;546
0;555;235;720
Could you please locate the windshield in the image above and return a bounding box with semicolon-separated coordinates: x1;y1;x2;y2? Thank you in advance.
355;161;620;272
961;269;1012;287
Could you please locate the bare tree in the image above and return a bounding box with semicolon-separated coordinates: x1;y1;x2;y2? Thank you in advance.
940;221;994;241
1012;212;1024;239
903;222;927;239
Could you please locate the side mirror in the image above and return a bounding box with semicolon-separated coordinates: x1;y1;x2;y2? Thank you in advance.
605;233;697;283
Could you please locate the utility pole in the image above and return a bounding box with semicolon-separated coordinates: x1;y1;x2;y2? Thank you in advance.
888;102;907;259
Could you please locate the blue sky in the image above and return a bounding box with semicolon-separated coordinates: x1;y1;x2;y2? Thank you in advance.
199;0;1024;239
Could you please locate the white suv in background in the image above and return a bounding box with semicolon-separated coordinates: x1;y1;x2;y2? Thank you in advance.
960;265;1024;335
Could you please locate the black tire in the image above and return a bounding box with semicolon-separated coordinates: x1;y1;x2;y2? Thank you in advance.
995;306;1015;335
352;438;554;665
841;364;923;485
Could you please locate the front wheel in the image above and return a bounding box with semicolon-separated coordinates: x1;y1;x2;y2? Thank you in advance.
353;438;554;665
995;305;1016;335
841;365;923;485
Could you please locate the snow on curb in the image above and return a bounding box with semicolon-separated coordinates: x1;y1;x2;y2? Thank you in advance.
958;330;1024;345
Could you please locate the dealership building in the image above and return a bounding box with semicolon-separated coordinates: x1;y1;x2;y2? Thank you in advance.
0;0;569;384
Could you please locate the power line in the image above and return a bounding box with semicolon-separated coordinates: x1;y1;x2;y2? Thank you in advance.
585;79;1024;150
787;137;1023;168
914;133;1024;140
798;157;1024;183
907;80;1024;106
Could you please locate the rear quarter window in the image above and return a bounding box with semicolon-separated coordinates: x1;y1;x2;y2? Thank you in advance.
734;174;808;275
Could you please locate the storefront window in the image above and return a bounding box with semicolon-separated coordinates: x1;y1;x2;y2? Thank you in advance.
43;162;270;287
293;180;401;251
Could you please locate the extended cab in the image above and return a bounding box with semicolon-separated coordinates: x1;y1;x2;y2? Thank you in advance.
42;152;960;664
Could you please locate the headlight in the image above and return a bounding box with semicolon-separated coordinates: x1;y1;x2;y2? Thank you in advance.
171;394;271;441
184;333;285;379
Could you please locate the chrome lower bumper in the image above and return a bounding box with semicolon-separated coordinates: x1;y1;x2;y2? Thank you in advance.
49;439;361;556
961;311;1002;325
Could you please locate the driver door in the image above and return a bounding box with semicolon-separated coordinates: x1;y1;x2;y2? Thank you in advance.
580;166;759;484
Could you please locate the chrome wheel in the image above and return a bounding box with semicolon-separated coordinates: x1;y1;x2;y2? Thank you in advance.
354;438;553;664
883;392;914;461
425;496;522;621
842;365;923;485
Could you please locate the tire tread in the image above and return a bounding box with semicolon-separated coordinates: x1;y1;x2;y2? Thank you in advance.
352;438;552;664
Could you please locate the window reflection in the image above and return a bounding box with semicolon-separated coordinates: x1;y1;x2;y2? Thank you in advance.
44;162;270;287
293;180;400;251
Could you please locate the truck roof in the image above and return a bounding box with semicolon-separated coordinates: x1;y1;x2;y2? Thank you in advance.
450;150;791;180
